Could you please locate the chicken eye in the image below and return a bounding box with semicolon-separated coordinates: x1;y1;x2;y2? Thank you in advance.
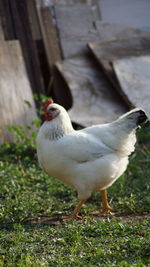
50;108;56;111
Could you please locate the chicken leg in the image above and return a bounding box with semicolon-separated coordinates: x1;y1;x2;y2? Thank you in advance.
91;189;113;216
62;200;85;221
100;189;113;214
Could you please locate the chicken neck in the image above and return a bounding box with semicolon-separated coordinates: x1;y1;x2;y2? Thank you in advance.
43;114;74;141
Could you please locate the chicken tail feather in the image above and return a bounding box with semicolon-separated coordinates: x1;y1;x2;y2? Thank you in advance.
136;110;148;125
117;108;148;129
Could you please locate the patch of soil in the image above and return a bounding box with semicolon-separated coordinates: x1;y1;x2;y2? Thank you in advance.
22;215;64;226
22;213;150;226
113;213;150;223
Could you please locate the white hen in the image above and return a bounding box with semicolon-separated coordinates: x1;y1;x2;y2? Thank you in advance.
37;100;147;219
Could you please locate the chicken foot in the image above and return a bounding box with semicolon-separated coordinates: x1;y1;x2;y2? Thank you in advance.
62;200;86;221
91;189;113;216
100;189;113;214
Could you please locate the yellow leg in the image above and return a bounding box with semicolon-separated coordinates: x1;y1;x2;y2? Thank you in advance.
100;189;113;214
62;200;86;221
91;189;113;216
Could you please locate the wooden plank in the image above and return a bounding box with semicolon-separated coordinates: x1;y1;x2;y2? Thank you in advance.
0;0;15;39
55;3;100;58
91;22;150;102
39;6;62;68
35;2;72;109
89;37;150;69
55;55;127;126
36;0;99;11
98;0;150;31
0;40;37;144
8;0;45;95
113;55;150;120
54;0;100;21
95;21;150;42
26;0;42;41
89;36;150;103
35;0;54;7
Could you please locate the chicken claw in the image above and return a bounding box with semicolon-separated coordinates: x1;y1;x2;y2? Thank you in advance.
99;205;114;215
62;200;85;221
91;205;113;216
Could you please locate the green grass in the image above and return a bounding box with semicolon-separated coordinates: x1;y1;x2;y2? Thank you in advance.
0;123;150;266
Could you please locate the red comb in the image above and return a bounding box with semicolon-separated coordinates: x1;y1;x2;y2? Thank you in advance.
43;99;54;110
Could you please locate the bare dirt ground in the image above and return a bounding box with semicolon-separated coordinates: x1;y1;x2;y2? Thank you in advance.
22;213;150;226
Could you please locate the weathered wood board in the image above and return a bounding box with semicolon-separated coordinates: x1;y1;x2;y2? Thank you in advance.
0;40;37;144
0;0;15;39
39;6;62;68
95;21;150;43
26;0;42;41
55;56;127;126
89;37;150;104
98;0;150;31
113;55;150;120
36;0;100;20
0;0;45;95
55;3;100;58
36;4;71;109
54;0;100;21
